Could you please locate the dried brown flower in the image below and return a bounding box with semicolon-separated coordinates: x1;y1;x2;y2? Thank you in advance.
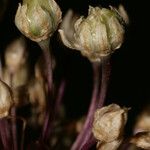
15;0;62;42
59;6;127;62
92;104;129;142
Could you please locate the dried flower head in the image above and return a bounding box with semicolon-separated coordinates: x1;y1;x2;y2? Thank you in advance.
92;104;129;142
130;132;150;149
15;0;62;42
97;138;123;150
59;6;127;62
0;80;13;118
4;37;27;73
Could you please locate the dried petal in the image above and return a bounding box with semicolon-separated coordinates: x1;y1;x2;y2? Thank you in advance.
131;132;150;149
92;104;129;142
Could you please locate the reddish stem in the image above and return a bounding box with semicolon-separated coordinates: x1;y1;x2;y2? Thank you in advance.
55;80;66;115
38;39;54;142
71;63;100;150
80;57;111;150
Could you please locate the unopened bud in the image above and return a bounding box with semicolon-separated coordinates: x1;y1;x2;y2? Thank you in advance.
15;0;62;42
92;104;129;142
59;6;127;62
0;80;13;118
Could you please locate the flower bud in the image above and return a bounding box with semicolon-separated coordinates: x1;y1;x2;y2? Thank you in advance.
0;80;13;118
130;132;150;149
15;0;62;42
92;104;129;142
59;6;127;62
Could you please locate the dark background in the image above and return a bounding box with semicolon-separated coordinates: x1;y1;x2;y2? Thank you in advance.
0;0;149;135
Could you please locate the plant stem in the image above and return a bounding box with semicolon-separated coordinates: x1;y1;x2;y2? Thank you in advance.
55;80;66;115
97;57;111;108
38;39;53;93
80;57;111;150
0;118;12;150
71;63;100;150
11;107;18;150
38;39;54;142
10;73;18;150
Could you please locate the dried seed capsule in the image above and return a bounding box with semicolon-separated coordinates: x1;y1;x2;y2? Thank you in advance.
15;0;62;42
59;6;127;62
92;104;129;142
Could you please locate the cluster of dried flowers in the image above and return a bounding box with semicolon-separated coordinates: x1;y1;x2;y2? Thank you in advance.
0;0;149;150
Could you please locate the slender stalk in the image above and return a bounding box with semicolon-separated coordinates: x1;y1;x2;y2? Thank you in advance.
10;73;18;150
55;80;66;115
38;39;53;93
0;118;11;150
97;57;111;108
71;63;100;150
80;57;111;150
38;39;54;142
11;108;18;150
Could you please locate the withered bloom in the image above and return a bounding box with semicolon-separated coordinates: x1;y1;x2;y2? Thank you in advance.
59;6;127;62
92;104;129;142
0;80;13;118
15;0;62;42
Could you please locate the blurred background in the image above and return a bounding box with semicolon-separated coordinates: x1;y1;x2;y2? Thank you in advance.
0;0;149;137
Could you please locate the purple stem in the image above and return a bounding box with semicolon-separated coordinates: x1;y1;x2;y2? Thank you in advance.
97;57;111;108
10;73;18;150
38;39;53;142
80;57;111;150
71;63;100;150
11;107;18;150
55;80;66;115
0;118;11;150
